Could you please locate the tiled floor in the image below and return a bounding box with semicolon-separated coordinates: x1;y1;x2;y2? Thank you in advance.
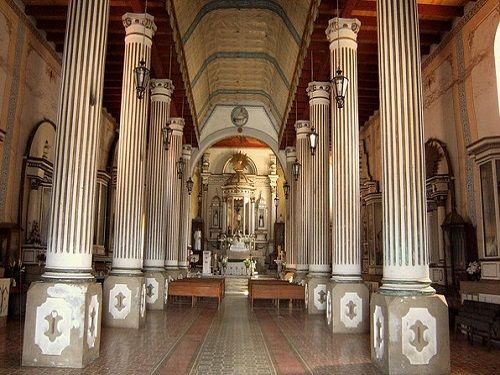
1;279;499;375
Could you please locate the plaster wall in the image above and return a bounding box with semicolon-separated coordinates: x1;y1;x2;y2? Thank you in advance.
360;0;500;230
0;1;117;246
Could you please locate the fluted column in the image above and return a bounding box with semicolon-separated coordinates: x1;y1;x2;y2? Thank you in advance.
285;147;297;270
328;19;362;281
370;2;449;373
23;0;109;367
178;144;192;272
325;17;369;331
376;3;432;295
111;13;156;274
143;79;173;311
164;118;184;272
295;120;311;279
304;83;331;315
104;12;156;329
307;82;331;276
144;79;174;271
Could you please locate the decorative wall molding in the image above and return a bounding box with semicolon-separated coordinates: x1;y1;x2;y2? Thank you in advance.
108;284;131;320
326;290;332;325
340;292;362;328
35;297;72;355
313;284;327;311
373;305;384;360
145;278;159;304
401;308;437;365
86;294;99;349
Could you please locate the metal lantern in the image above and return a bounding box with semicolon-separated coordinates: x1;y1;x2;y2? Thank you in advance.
332;67;349;109
162;125;172;150
176;157;185;179
308;126;318;156
292;158;301;181
186;177;194;195
283;180;290;199
134;59;150;100
274;196;279;207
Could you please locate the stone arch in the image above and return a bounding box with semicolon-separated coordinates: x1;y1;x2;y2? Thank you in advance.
190;127;287;178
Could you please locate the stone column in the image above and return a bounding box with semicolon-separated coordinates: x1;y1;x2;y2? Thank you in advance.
22;0;109;368
164;118;184;277
285;147;297;271
436;199;446;263
143;79;173;310
326;18;369;332
222;197;227;234
370;1;449;373
268;174;279;258
305;82;331;314
103;12;156;329
178;144;192;274
294;120;311;282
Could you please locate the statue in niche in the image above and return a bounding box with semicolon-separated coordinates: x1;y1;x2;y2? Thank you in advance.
213;210;219;227
194;230;202;251
258;214;264;228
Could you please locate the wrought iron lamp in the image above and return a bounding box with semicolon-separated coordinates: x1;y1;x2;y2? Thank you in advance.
308;126;318;156
186;177;194;195
176;157;184;179
292;158;301;181
133;0;150;100
283;180;290;199
331;0;349;109
162;125;172;150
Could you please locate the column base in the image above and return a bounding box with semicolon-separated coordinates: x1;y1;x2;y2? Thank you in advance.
22;281;102;368
103;275;146;329
144;271;167;310
327;280;369;333
305;274;329;314
165;269;182;279
370;293;450;375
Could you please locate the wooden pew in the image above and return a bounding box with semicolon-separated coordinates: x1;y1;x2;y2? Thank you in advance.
248;279;305;309
168;278;225;308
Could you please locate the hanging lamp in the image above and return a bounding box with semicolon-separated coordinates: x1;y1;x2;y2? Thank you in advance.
133;0;150;100
331;0;349;109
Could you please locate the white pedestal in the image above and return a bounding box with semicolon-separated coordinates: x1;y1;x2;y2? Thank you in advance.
202;251;212;275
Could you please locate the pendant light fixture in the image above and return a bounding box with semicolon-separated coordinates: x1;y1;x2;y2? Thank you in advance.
283;180;290;199
162;125;172;150
134;0;150;100
308;51;319;156
292;158;301;181
331;0;349;109
186;177;194;195
176;157;184;179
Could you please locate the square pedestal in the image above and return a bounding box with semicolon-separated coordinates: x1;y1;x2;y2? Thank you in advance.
0;278;10;328
327;281;369;333
22;281;102;368
103;275;146;329
306;275;329;314
370;293;450;375
144;271;167;310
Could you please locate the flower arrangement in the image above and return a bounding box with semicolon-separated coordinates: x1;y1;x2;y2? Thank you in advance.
243;258;251;268
466;261;481;280
222;256;228;267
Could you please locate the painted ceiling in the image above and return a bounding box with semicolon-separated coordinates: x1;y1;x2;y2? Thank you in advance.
167;0;319;135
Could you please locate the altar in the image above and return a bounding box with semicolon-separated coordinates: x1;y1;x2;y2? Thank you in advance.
224;261;248;276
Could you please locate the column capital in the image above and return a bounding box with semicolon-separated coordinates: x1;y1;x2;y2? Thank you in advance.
182;144;192;159
294;120;311;138
285;147;296;162
307;81;331;101
150;79;174;99
123;13;156;43
168;117;185;134
326;18;361;49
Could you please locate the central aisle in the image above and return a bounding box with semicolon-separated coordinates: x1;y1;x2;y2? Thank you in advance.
188;294;277;375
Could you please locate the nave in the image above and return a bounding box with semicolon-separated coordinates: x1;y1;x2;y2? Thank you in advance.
1;277;497;375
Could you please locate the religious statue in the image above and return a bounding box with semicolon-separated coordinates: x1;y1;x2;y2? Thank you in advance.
213;210;219;227
194;229;202;251
258;214;264;227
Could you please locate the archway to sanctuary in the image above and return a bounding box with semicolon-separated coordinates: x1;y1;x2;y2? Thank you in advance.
186;135;287;283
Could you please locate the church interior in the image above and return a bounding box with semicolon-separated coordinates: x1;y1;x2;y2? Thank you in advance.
0;0;500;373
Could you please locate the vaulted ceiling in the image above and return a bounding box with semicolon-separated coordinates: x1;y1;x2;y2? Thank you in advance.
21;0;473;150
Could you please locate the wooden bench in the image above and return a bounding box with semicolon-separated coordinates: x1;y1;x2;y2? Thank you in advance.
455;300;500;348
168;278;225;308
248;279;305;309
